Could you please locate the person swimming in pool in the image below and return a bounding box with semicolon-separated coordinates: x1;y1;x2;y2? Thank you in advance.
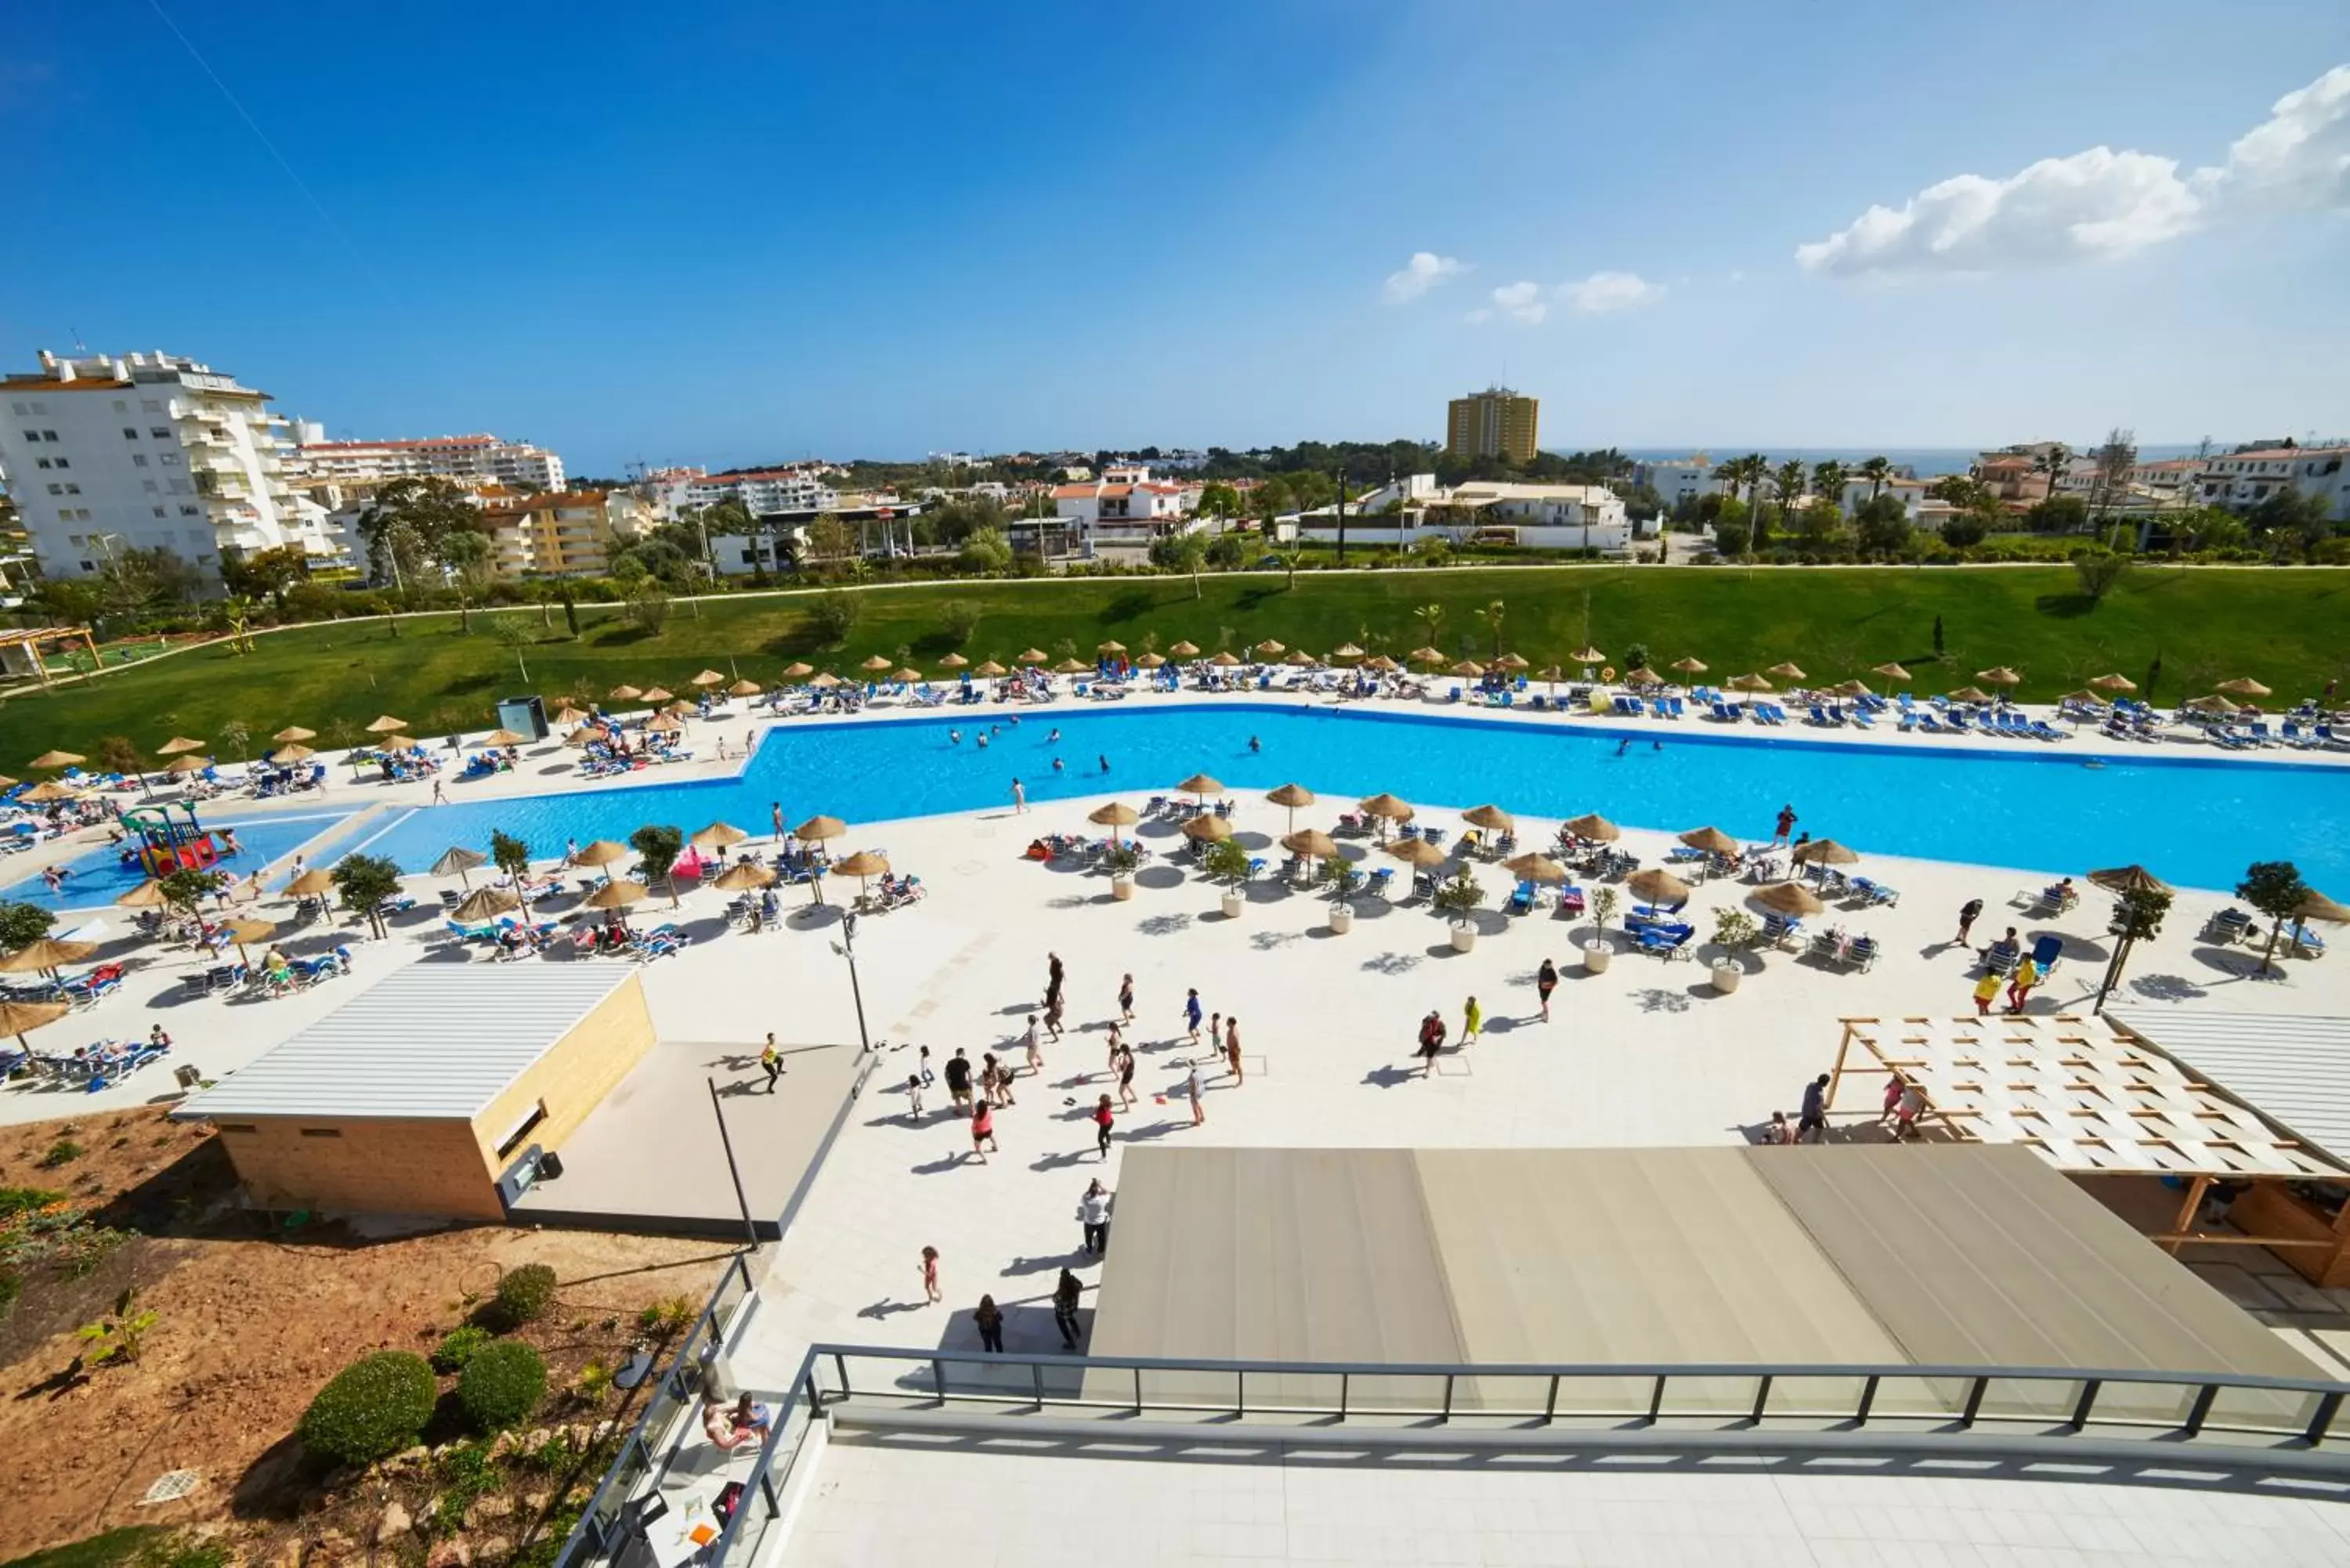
1048;728;1061;743
1249;735;1261;752
949;729;962;744
1615;739;1631;757
1099;755;1110;771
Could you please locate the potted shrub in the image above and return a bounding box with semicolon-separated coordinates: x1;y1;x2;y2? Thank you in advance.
1202;838;1251;919
1585;886;1618;972
1101;841;1142;901
1709;909;1759;994
1432;867;1486;952
1321;858;1363;934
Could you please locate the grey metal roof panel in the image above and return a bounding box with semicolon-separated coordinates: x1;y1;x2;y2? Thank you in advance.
2104;1010;2350;1167
181;964;635;1122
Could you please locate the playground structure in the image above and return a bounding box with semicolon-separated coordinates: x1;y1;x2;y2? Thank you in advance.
119;802;230;878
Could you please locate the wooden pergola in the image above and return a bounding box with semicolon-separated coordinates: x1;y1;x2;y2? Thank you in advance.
0;625;99;685
1829;1014;2350;1255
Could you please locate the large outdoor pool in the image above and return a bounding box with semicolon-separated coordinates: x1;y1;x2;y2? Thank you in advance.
338;705;2350;894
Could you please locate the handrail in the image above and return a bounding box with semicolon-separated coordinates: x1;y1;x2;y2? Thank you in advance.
552;1047;883;1568
573;1340;2350;1568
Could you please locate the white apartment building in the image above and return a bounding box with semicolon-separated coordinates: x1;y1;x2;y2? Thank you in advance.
684;468;840;516
290;432;566;492
1051;464;1201;557
1282;477;1636;553
2195;445;2350;521
1634;457;1725;511
1836;475;1929;520
0;349;327;583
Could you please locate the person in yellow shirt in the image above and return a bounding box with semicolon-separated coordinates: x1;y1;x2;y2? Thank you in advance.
1972;969;2001;1017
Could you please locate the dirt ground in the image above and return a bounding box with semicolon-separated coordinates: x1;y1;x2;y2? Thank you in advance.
0;1106;733;1562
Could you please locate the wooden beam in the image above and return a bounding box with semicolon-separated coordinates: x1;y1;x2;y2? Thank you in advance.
2166;1174;2212;1255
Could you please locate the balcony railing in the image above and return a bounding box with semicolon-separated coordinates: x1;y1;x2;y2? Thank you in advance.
558;1338;2350;1568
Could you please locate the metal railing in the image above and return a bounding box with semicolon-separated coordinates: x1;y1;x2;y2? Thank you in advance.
553;1046;884;1568
606;1344;2350;1568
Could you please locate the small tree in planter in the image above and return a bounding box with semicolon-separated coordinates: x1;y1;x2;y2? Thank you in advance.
1202;838;1252;913
1711;909;1759;957
1101;840;1142;898
1433;867;1486;951
1321;858;1364;904
1587;886;1620;950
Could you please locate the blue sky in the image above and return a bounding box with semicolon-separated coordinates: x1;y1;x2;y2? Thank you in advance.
5;1;2347;471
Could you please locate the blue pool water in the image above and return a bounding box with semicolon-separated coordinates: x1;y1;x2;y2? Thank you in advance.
2;808;357;912
345;706;2350;894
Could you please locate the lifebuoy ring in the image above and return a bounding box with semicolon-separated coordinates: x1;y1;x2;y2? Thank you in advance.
1601;666;1617;682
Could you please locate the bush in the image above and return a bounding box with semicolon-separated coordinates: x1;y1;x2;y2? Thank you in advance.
38;1140;83;1169
431;1324;494;1373
299;1351;437;1465
491;1263;558;1327
458;1339;548;1433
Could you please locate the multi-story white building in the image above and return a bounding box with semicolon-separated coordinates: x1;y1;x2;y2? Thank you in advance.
1634;457;1726;511
290;432;566;492
684;468;840;517
0;349;329;583
1050;464;1201;558
2194;444;2350;521
1837;475;1929;520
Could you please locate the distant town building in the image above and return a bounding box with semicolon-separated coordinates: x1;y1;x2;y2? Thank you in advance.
291;432;566;492
1047;464;1202;559
1279;475;1636;554
1633;457;1726;511
1446;387;1540;465
685;468;840;517
0;349;328;583
1838;474;1929;521
480;489;652;578
2194;443;2350;520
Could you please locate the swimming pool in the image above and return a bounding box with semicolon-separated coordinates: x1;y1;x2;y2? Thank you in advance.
347;706;2350;894
1;807;358;913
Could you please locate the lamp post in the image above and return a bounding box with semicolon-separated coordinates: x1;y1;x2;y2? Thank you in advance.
833;910;875;1053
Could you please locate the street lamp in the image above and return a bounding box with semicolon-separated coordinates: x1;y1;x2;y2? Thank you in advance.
831;911;875;1053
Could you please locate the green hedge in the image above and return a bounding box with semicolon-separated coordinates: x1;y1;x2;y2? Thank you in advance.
298;1352;436;1465
457;1340;548;1433
430;1324;494;1373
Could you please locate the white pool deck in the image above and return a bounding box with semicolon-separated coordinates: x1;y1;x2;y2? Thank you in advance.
9;685;2350;1563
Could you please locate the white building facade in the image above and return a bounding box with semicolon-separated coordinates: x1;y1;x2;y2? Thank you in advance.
1634;457;1726;511
684;468;840;516
0;349;327;582
1051;464;1201;557
290;432;566;492
2194;445;2350;521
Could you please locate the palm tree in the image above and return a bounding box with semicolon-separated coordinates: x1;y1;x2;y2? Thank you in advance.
1860;456;1892;501
1475;599;1506;658
1413;602;1447;653
1772;459;1807;535
1811;460;1848;506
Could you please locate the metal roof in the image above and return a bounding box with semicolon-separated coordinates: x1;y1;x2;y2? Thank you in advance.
182;964;637;1122
2105;1009;2350;1169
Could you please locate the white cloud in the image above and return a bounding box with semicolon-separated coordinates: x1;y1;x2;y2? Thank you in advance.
1383;251;1465;303
1797;63;2350;277
2203;63;2350;214
1486;280;1547;323
1558;270;1665;313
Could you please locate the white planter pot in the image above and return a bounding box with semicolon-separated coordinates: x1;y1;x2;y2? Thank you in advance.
1220;892;1244;919
1450;923;1477;953
1711;962;1741;995
1111;875;1134;901
1329;903;1354;934
1583;940;1613;973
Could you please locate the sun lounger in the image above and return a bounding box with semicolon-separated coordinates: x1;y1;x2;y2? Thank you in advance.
2203;906;2251;943
2029;934;2063;979
1846;935;1879;971
1636;923;1694;959
1848;876;1900;907
1507;880;1537;916
2287;923;2327;958
1762;912;1803;949
1554;885;1585;917
1980;942;2021;977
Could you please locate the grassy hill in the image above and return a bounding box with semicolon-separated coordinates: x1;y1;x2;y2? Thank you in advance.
4;564;2345;768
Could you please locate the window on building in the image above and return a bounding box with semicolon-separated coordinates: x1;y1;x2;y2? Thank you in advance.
161;453;179;465
123;427;139;439
20;430;37;443
52;457;67;468
152;507;166;518
45;483;60;495
63;483;79;494
151;427;170;439
34;457;49;469
142;479;158;493
141;399;162;413
28;402;46;414
78;560;93;572
112;399;128;413
179;504;200;516
40;430;56;440
6;402;23;415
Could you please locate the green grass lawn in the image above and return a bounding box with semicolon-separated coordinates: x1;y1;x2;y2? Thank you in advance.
0;1529;169;1568
4;565;2345;768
